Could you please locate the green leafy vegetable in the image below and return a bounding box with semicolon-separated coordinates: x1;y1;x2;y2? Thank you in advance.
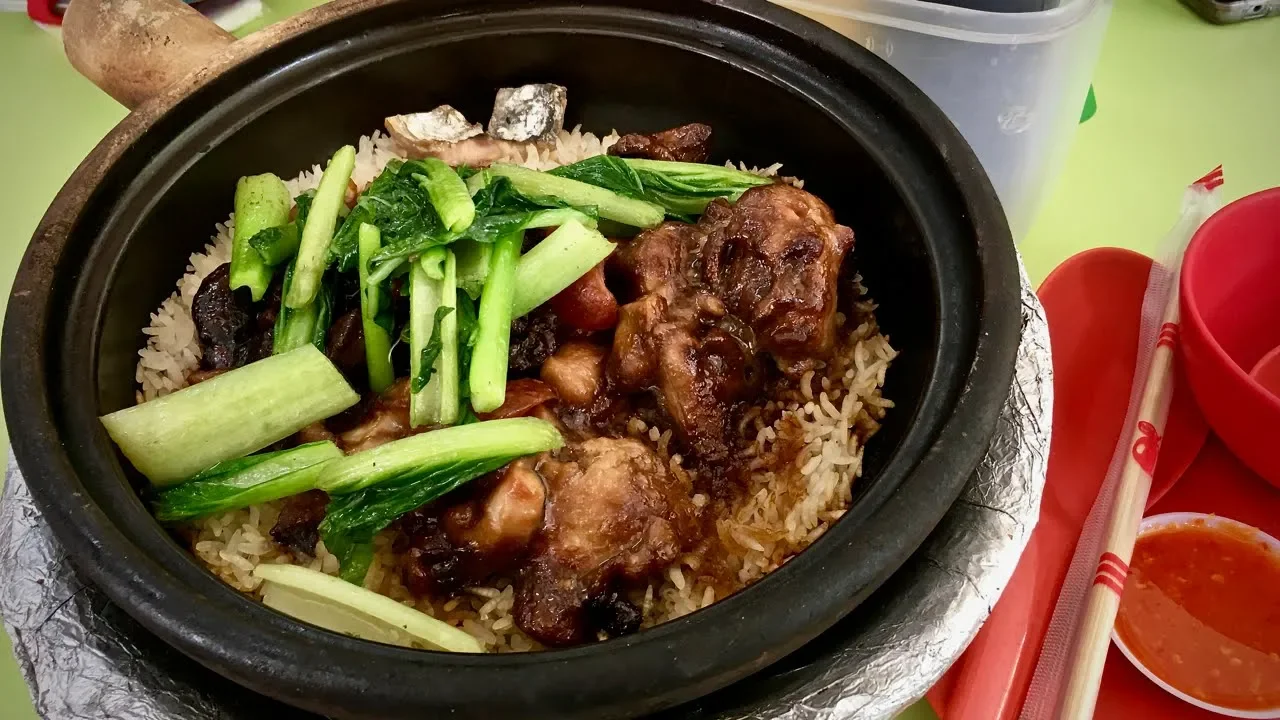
100;346;359;485
294;189;315;226
152;441;342;522
317;417;563;495
455;291;479;390
248;224;300;267
286;145;356;309
510;219;616;319
358;223;395;393
409;252;459;427
424;252;460;425
411;306;454;394
488;163;664;229
461;207;597;246
453;238;491;300
316;418;563;584
409;157;475;234
231;174;291;301
325;534;376;585
468;232;522;413
549;155;773;219
321;454;515;581
273;261;332;355
331;159;450;273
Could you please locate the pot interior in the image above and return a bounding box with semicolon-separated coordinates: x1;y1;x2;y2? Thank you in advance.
30;2;992;717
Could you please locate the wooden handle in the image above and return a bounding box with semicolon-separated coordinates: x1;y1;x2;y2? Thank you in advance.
1055;291;1182;719
62;0;235;109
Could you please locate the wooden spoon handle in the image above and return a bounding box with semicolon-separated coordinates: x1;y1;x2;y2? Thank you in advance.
62;0;234;109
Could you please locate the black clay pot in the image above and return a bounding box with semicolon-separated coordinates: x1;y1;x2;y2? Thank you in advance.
2;0;1020;717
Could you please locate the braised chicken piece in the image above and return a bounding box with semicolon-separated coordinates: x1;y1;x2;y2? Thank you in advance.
336;378;423;454
444;458;547;555
294;421;335;445
399;459;548;596
609;123;713;163
609;221;703;301
548;262;618;332
608;222;757;463
515;438;700;645
271;490;329;557
191;264;277;369
540;342;608;409
699;184;854;376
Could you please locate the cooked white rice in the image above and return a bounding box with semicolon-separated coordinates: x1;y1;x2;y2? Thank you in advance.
145;126;895;651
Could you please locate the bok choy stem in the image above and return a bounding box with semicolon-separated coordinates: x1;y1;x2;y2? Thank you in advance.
317;417;561;584
273;261;332;355
425;251;459;425
286;145;356;309
231;174;291;301
317;417;562;494
510;220;616;319
152;441;342;522
411;158;476;234
409;257;442;427
467;232;522;413
358;224;395;393
409;251;459;427
488;163;664;229
453;238;491;300
100;346;359;485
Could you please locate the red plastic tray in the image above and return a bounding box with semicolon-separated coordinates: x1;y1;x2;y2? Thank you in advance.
927;247;1280;719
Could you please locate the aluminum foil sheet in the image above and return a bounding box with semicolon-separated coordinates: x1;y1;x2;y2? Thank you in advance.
0;262;1051;720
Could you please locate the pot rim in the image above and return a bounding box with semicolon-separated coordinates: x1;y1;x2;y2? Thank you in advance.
3;0;1021;717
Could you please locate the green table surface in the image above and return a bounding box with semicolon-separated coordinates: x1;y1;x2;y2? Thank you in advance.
0;1;1276;717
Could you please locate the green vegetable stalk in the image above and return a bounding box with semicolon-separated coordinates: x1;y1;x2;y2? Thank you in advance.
252;189;314;267
153;441;342;522
364;256;406;288
410;158;475;234
459;206;596;246
453;238;491;300
425;251;459;425
548;155;772;219
409;253;459;427
273;261;332;355
510;219;616;319
249;225;299;267
488;163;664;229
100;346;359;486
358;224;395;393
286;145;356;309
467;232;522;413
317;417;563;584
317;417;562;494
231;174;291;301
331;159;449;274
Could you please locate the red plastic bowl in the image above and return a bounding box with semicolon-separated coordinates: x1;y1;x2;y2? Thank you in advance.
1180;187;1280;488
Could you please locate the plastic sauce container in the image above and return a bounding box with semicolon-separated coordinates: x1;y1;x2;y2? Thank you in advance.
771;0;1112;239
1113;513;1280;718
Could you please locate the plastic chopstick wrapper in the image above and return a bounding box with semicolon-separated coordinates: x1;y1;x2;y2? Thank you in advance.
0;260;1051;720
1020;167;1225;720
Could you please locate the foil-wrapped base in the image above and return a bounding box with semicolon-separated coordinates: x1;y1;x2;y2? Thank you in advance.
0;261;1050;720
